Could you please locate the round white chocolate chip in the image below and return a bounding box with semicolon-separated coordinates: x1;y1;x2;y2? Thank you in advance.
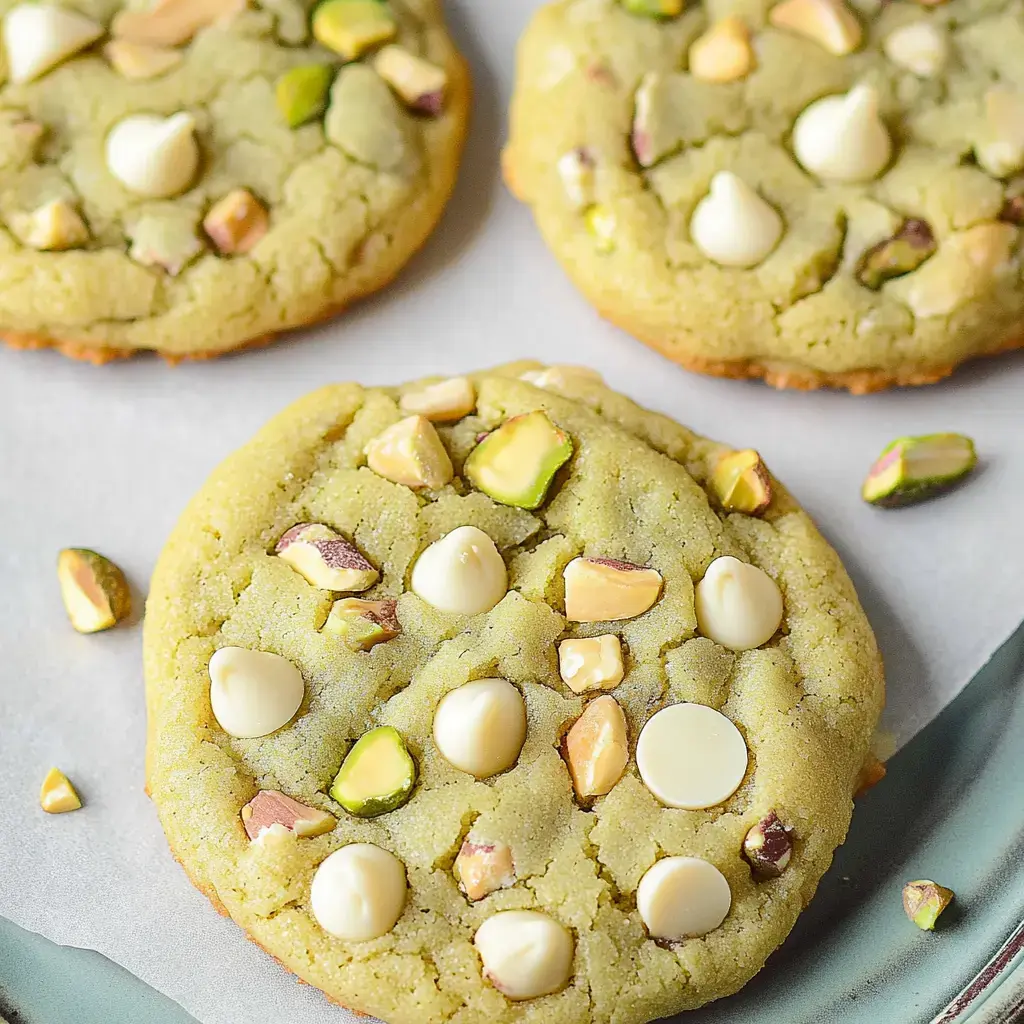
637;857;732;939
410;525;507;615
208;646;304;739
690;171;784;268
792;84;892;183
3;3;103;84
474;910;574;1000
694;555;783;652
636;703;748;810
433;678;527;778
105;112;200;198
882;21;949;78
310;844;407;941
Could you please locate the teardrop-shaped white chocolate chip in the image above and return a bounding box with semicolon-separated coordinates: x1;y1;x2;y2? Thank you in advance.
694;555;784;651
208;646;304;739
792;84;892;183
3;4;103;84
410;526;507;615
311;844;407;941
690;172;784;268
105;112;200;198
433;678;527;778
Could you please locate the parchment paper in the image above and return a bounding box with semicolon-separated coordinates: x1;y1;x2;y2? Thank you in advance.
1;1;1023;1021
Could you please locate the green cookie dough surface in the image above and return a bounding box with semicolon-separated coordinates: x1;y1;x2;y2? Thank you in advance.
144;364;884;1023
504;0;1024;391
0;0;467;360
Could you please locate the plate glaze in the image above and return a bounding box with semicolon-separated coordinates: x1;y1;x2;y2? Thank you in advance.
2;624;1022;1024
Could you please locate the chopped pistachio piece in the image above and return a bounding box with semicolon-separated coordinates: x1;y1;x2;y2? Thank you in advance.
329;726;416;817
742;811;793;879
373;45;447;116
203;189;269;255
862;434;976;507
128;211;204;276
241;790;335;840
312;0;396;61
365;415;454;489
564;695;629;800
903;880;954;930
1000;194;1024;225
584;204;616;253
557;148;596;210
275;523;379;591
619;0;684;17
855;219;936;291
710;449;772;515
104;40;183;80
399;377;475;421
40;767;82;813
464;411;572;510
12;198;89;251
57;548;131;633
275;64;334;127
455;837;516;900
323;598;400;651
563;557;663;622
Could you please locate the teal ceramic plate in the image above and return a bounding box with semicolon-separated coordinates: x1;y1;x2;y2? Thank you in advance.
2;624;1023;1024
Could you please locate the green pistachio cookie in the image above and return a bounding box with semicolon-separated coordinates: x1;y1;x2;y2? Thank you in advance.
504;0;1024;392
0;0;468;362
144;362;884;1023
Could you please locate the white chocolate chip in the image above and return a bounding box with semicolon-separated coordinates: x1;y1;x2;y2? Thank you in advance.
520;364;604;390
105;112;200;198
399;377;476;421
768;0;862;55
411;526;507;615
474;910;574;1000
792;85;892;183
3;4;103;84
310;843;407;941
690;172;784;268
689;16;755;84
208;646;304;739
433;678;526;778
558;635;624;694
882;21;949;78
975;87;1024;179
636;703;748;809
637;857;732;939
694;555;783;651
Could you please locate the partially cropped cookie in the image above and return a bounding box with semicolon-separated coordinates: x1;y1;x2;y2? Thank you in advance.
145;363;884;1022
0;0;468;362
505;0;1024;392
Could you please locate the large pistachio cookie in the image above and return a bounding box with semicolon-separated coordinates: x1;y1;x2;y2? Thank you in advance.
144;363;884;1022
0;0;467;363
505;0;1024;392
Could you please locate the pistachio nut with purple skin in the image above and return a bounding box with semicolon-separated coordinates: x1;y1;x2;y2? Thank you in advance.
862;434;977;508
275;523;379;590
903;880;954;930
710;449;772;515
742;811;794;879
855;219;937;291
